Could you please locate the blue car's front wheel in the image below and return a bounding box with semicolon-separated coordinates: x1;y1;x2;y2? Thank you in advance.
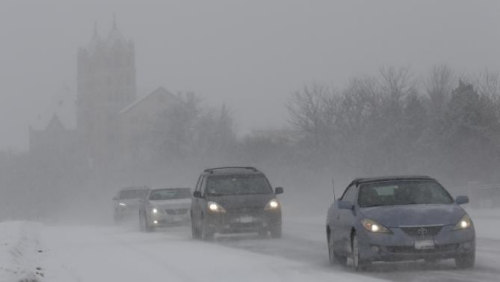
328;232;347;266
352;234;370;271
455;252;475;269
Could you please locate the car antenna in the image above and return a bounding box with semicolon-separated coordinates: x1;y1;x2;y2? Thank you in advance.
332;178;336;201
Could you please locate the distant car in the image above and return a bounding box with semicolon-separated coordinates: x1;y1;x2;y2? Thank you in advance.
326;176;475;271
113;186;149;223
139;188;192;232
191;167;283;240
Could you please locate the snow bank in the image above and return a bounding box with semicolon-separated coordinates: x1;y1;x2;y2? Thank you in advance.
0;221;44;282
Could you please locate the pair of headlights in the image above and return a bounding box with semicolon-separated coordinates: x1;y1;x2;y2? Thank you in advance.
361;214;473;234
208;199;280;213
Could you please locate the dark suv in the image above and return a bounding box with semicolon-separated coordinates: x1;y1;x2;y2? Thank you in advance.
191;167;283;240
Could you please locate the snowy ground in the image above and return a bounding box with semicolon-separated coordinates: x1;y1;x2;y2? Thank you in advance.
1;208;499;282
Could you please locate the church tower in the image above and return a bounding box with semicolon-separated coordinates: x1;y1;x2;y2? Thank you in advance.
76;18;136;162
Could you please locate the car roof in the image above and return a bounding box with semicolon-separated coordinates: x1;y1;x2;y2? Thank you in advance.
119;186;149;191
202;166;264;176
150;187;190;191
353;175;434;185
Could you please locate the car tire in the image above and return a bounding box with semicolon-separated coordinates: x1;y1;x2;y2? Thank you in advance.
139;212;153;233
352;234;370;271
201;219;214;241
258;229;268;238
270;226;282;239
455;252;475;269
191;218;201;239
328;232;347;266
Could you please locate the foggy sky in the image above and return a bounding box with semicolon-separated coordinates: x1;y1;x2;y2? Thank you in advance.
1;0;499;150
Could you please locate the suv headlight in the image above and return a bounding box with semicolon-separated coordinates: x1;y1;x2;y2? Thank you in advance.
265;199;280;210
152;208;158;214
361;218;391;233
453;214;473;230
208;202;226;213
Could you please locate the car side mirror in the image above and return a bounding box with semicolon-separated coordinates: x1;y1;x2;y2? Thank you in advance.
338;200;353;210
456;195;469;205
193;191;202;198
275;187;284;195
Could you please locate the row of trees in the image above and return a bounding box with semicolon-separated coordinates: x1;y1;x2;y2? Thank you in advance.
287;66;500;186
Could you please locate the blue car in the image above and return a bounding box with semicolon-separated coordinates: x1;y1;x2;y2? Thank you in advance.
326;176;475;271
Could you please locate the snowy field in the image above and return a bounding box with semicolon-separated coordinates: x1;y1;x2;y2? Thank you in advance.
1;208;499;282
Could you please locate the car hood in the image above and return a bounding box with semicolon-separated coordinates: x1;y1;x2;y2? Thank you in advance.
116;199;142;208
206;194;275;211
149;199;192;210
359;204;465;227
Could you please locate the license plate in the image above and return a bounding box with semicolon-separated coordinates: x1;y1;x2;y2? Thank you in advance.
415;240;435;250
240;216;253;223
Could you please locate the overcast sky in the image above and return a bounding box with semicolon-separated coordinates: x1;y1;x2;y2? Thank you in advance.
1;0;499;150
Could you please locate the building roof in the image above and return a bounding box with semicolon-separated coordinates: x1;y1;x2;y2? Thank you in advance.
119;86;176;114
31;83;76;131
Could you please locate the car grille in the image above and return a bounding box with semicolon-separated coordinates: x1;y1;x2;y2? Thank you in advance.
386;244;458;254
225;207;262;215
401;226;443;237
165;209;189;215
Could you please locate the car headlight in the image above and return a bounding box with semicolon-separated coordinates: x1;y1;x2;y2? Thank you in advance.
119;202;126;207
208;202;226;213
361;218;391;233
453;214;473;230
152;208;158;214
265;199;280;210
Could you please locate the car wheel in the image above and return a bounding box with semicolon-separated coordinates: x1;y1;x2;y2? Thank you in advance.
191;218;201;239
455;252;475;269
140;212;153;233
201;219;214;241
424;258;441;265
352;234;370;271
328;232;347;266
258;229;268;238
270;225;282;239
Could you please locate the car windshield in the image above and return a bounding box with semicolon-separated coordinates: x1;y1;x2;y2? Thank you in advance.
358;180;454;207
149;188;191;200
206;175;273;196
119;189;148;200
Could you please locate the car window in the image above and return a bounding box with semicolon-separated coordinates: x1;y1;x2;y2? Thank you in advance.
195;176;203;192
358;180;454;207
149;189;191;200
340;184;357;203
119;189;148;200
206;175;273;196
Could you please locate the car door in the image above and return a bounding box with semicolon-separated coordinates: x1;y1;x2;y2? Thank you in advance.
337;183;359;253
192;175;205;222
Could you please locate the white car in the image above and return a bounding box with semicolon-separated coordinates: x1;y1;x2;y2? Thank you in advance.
139;188;192;232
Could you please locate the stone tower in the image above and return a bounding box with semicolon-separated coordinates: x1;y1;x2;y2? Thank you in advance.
76;18;136;163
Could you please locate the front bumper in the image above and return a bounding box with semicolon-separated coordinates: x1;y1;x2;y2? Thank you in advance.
148;209;191;226
206;209;281;234
356;225;475;262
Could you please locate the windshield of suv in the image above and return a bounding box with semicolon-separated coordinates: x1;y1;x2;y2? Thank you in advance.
358;180;454;207
206;175;273;196
119;189;148;200
149;188;191;201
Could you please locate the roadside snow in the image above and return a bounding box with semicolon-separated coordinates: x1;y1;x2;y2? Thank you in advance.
0;221;44;282
40;225;382;282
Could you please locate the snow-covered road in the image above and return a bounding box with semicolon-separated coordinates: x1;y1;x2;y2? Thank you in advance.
2;209;499;282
